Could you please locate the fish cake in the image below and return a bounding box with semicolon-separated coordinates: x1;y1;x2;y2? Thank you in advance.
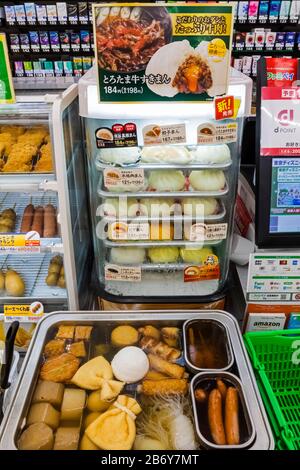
44;339;66;358
40;353;80;383
56;325;75;340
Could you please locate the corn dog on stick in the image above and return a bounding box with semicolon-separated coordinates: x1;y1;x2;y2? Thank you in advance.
138;379;188;396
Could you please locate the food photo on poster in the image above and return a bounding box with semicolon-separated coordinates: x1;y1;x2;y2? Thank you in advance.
93;3;233;102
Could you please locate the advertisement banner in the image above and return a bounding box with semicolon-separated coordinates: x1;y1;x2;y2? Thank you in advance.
93;3;233;103
261;87;300;156
0;33;15;104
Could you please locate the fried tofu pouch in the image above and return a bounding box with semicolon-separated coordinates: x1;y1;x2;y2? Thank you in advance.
86;395;141;450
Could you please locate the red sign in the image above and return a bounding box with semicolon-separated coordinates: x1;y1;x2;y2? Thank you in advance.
215;96;234;121
266;58;298;88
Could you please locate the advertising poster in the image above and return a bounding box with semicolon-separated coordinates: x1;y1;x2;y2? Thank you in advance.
93;3;233;102
0;33;16;104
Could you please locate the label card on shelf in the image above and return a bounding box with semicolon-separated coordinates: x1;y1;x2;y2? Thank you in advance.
188;223;228;242
143;123;186;146
0;232;40;253
104;168;145;191
109;222;150;240
197;121;237;145
4;302;44;323
184;256;220;282
105;265;142;282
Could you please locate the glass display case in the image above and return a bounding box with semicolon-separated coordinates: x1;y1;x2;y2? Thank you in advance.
79;67;252;302
0;86;92;325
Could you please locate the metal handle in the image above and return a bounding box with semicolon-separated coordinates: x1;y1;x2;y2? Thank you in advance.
1;321;19;390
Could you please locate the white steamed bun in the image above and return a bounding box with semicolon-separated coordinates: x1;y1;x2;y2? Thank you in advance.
182;197;219;217
190;145;231;164
148;170;185;191
141;146;192;164
189;170;226;191
110;247;146;264
98;147;140;165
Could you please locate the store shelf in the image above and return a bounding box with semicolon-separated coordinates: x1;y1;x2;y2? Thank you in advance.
95;159;233;171
0;253;67;303
105;261;219;272
98;182;229;199
13;76;79;90
0;173;56;192
233;48;297;56
103;239;224;248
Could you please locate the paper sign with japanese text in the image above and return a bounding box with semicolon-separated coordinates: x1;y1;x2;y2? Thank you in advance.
93;2;233;103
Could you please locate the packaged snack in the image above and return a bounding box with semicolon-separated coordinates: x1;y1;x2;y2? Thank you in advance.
279;0;291;22
43;60;55;78
20;33;30;52
73;57;83;77
56;2;67;24
59;32;70;52
258;1;269;22
245;32;255;48
71;32;80;51
82;57;92;72
4;5;16;25
248;1;259;22
289;0;300;22
14;4;26;24
265;31;276;49
24;61;34;77
24;3;37;24
33;61;43;78
46;4;58;24
67;2;78;24
269;0;281;21
54;61;64;77
63;61;73;77
238;1;249;22
275;32;286;49
36;5;47;24
78;2;88;24
9;34;20;53
39;32;50;52
254;30;265;49
49;31;60;51
29;31;40;52
80;30;90;51
14;61;24;77
285;32;296;49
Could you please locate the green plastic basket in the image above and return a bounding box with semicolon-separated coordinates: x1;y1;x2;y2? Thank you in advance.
244;329;300;450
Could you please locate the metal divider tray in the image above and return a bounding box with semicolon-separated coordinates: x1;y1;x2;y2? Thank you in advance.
104;261;219;272
101;200;226;223
0;253;67;303
95;159;233;171
0;192;61;249
98;181;229;199
103;239;224;248
0;311;274;450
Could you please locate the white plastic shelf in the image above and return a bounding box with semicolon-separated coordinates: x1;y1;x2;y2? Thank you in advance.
0;253;67;303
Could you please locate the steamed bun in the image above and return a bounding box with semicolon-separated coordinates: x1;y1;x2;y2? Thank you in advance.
101;198;141;217
182;197;219;217
148;170;185;191
148;247;179;263
141;146;192;164
110;247;146;264
190;145;231;164
139;198;181;217
180;246;213;264
98;147;140;165
189;170;226;191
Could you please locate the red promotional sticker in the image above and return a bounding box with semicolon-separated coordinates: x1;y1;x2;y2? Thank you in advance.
215;96;234;120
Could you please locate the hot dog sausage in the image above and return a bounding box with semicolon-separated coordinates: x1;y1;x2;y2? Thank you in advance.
43;204;57;238
31;206;44;237
208;389;226;445
217;379;227;401
225;387;240;445
20;204;34;233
